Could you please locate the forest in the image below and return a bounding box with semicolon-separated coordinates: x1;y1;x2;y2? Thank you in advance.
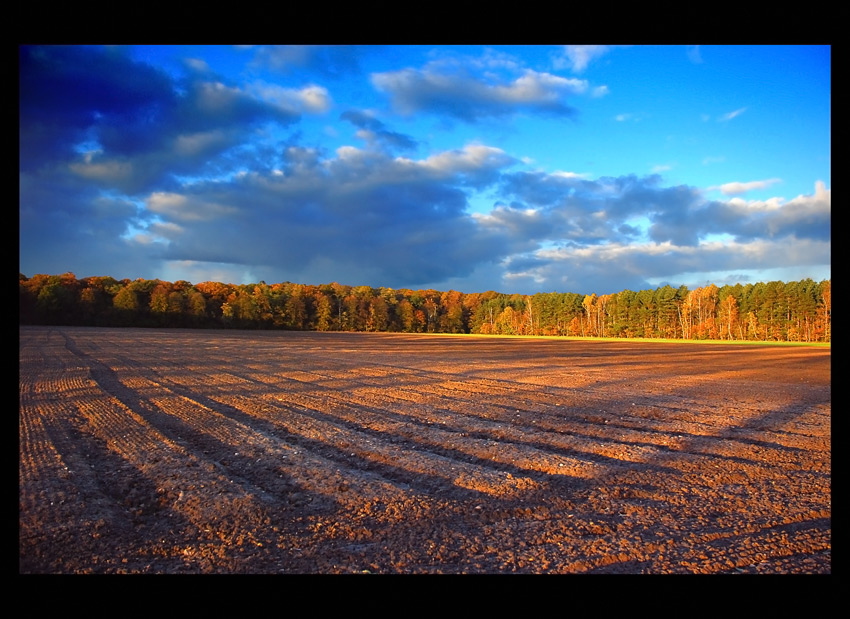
19;272;831;343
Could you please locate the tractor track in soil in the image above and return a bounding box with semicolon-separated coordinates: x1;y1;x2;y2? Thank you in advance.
19;326;830;574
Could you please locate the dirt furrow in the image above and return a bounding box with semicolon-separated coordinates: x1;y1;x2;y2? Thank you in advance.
20;327;830;573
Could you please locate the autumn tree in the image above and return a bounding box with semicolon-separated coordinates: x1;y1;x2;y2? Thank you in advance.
149;282;170;317
423;296;439;333
112;284;140;325
596;294;614;338
582;294;597;337
440;290;466;333
186;289;208;325
285;287;308;330
496;305;517;335
195;281;234;322
718;293;739;340
819;280;831;342
251;283;274;327
314;291;334;331
18;272;831;342
395;298;415;332
367;295;389;332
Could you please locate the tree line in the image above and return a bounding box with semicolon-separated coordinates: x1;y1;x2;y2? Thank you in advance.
19;272;831;343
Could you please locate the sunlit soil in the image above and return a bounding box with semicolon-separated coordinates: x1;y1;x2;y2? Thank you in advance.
19;326;830;573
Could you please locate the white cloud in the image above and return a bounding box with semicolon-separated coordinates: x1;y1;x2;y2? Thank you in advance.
149;221;184;239
174;130;230;156
184;58;211;73
687;46;703;64
69;158;134;185
196;81;244;113
250;82;331;114
713;178;782;195
146;191;237;222
371;65;585;120
499;70;589;101
400;144;514;178
718;107;747;122
558;45;611;73
336;145;364;161
726;196;785;212
615;112;647;122
298;85;333;113
551;170;588;179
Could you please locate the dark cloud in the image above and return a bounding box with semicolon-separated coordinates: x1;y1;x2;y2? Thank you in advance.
19;44;318;281
698;185;831;243
487;174;831;294
498;171;580;206
19;45;176;170
20;45;301;195
138;155;821;293
19;171;164;280
140;146;516;288
499;171;831;250
340;109;418;152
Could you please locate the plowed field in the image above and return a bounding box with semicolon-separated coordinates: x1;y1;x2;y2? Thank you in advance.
19;326;831;574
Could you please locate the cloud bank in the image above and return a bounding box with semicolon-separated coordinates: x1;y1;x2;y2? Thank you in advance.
19;45;830;295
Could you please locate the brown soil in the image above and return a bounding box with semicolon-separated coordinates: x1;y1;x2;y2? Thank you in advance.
19;326;831;574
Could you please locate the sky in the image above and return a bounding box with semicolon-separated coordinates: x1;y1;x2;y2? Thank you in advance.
19;44;831;296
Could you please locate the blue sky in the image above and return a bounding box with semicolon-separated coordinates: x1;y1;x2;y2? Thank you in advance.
19;44;830;295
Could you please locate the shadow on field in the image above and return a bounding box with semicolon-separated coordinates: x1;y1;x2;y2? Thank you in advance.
21;327;830;573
